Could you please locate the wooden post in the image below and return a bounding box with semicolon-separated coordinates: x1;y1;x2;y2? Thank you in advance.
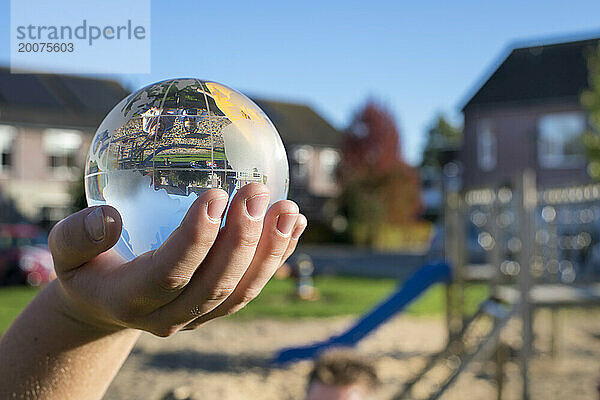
443;168;465;342
517;169;536;400
444;189;465;341
495;342;509;400
551;308;560;358
489;191;503;400
456;196;466;333
549;215;559;283
444;189;457;340
489;191;502;297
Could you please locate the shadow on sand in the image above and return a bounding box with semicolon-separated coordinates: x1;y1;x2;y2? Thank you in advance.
143;350;272;373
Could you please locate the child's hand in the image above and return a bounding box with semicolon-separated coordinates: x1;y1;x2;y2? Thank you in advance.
49;183;307;336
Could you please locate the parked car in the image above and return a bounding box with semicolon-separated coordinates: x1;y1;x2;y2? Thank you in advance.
0;223;55;286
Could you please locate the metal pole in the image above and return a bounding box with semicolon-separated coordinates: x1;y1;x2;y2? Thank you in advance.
517;169;536;400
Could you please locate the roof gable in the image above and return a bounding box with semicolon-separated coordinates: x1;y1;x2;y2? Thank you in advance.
0;68;340;145
463;37;600;111
0;67;129;128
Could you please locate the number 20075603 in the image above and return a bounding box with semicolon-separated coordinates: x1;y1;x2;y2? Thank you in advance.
18;42;74;52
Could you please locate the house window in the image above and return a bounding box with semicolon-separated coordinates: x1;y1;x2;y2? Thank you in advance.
0;125;17;172
292;145;312;180
319;148;340;183
538;112;586;168
477;120;496;171
43;129;82;178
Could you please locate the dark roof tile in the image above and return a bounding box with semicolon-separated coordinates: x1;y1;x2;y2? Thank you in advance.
0;68;340;146
0;67;128;128
252;98;341;147
463;37;600;111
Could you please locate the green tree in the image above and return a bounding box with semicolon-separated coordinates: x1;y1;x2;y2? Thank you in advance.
421;114;462;170
582;44;600;179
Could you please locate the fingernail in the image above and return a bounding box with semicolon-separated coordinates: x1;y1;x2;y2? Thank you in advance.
276;213;298;236
207;196;228;221
85;207;105;242
245;193;269;219
292;217;307;240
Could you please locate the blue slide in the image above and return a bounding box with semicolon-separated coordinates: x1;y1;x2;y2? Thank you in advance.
273;261;452;365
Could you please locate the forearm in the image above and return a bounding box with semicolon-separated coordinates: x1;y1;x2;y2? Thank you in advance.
0;281;140;400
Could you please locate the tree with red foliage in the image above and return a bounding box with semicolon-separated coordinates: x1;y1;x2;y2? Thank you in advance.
338;101;422;245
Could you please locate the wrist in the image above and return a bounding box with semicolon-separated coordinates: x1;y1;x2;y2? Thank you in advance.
50;280;136;335
0;279;141;400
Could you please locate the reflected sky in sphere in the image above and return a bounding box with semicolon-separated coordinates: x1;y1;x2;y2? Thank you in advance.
85;78;289;260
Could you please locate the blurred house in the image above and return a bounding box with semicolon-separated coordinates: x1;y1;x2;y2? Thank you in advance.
0;68;340;226
460;36;600;189
0;68;127;225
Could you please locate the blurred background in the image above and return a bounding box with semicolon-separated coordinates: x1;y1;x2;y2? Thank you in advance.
2;1;600;399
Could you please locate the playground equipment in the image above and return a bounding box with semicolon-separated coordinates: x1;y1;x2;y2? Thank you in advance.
273;261;452;365
439;168;600;400
275;168;600;399
394;297;516;400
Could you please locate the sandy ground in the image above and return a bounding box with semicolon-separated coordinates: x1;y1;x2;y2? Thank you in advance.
104;309;600;400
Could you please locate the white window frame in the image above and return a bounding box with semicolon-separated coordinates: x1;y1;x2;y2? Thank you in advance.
43;128;83;178
292;145;312;180
537;112;586;169
319;148;340;183
0;125;17;173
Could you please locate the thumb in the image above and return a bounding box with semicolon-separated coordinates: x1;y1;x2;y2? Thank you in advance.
48;205;122;273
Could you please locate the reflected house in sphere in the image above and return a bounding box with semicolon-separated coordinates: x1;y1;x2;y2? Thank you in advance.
0;68;340;226
460;36;600;189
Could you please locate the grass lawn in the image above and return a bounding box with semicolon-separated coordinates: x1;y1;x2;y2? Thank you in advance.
0;278;489;333
0;286;39;334
234;276;488;319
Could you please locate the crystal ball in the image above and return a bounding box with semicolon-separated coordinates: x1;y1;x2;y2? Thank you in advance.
85;79;289;260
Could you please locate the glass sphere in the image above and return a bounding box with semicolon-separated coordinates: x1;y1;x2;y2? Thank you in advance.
85;79;289;260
